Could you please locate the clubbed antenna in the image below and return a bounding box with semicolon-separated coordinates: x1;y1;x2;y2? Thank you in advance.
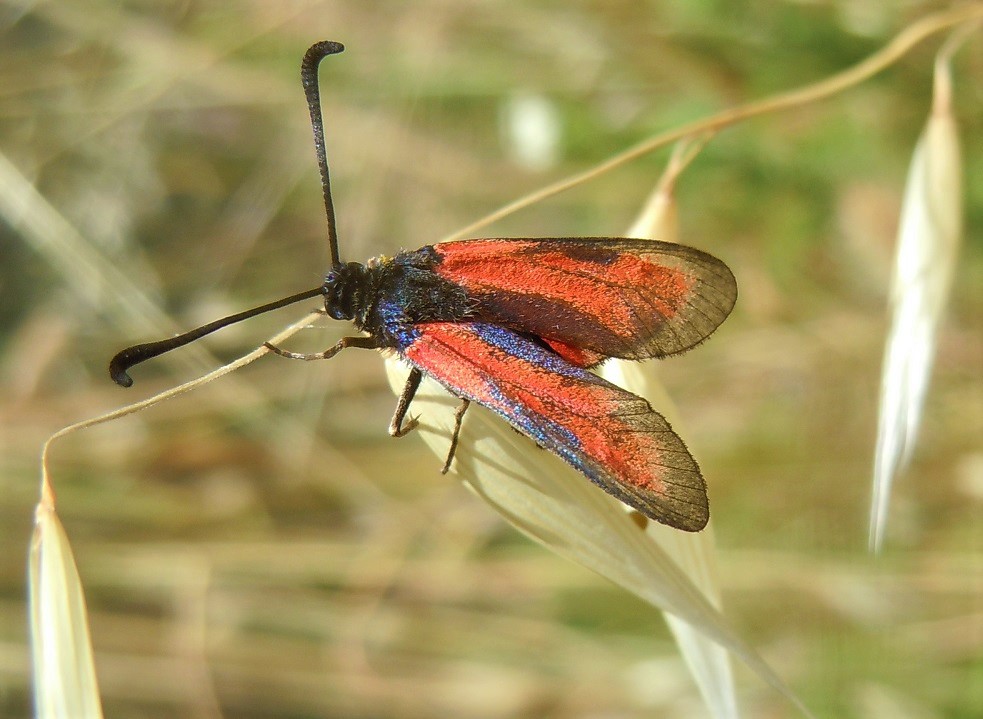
109;287;325;387
110;40;349;387
301;40;346;266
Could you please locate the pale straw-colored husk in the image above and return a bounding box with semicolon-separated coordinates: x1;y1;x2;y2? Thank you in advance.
869;38;965;552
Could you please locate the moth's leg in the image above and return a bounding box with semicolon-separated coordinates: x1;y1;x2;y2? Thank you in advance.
389;368;423;438
264;334;379;361
441;399;471;474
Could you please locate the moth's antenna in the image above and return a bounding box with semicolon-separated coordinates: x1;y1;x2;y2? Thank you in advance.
301;41;345;266
109;286;325;387
110;42;347;388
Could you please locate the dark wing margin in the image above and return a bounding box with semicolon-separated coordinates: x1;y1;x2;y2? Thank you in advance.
401;321;709;531
432;238;737;361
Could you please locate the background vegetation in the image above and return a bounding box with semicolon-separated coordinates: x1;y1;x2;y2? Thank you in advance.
1;1;981;717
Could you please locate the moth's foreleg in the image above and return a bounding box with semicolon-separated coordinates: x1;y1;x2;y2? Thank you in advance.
264;334;379;361
389;368;423;438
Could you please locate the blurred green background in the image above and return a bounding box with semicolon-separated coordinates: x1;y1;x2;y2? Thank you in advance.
1;1;981;717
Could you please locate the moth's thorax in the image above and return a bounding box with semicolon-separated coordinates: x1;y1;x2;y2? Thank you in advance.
327;247;476;345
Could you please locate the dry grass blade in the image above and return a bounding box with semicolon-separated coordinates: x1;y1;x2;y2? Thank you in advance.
28;311;322;715
599;140;738;718
29;488;104;718
869;34;966;552
382;140;809;716
600;363;739;719
442;4;983;243
383;364;810;716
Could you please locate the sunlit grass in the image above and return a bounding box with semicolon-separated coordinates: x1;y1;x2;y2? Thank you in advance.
4;3;981;717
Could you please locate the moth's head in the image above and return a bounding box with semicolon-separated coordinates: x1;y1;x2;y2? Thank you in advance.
323;261;366;321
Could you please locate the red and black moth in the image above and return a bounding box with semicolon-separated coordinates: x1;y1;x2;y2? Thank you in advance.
110;41;737;532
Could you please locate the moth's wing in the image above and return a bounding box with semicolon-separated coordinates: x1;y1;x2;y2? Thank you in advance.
431;238;737;361
402;321;709;531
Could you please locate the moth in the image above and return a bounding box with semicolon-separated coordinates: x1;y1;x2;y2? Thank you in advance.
110;41;737;532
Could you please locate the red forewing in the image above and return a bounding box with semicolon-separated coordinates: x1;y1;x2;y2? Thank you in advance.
432;238;737;364
401;321;709;531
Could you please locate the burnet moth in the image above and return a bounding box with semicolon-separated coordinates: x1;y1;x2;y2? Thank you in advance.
110;41;737;532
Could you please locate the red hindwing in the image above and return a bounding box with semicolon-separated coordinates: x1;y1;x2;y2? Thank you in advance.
401;321;709;531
